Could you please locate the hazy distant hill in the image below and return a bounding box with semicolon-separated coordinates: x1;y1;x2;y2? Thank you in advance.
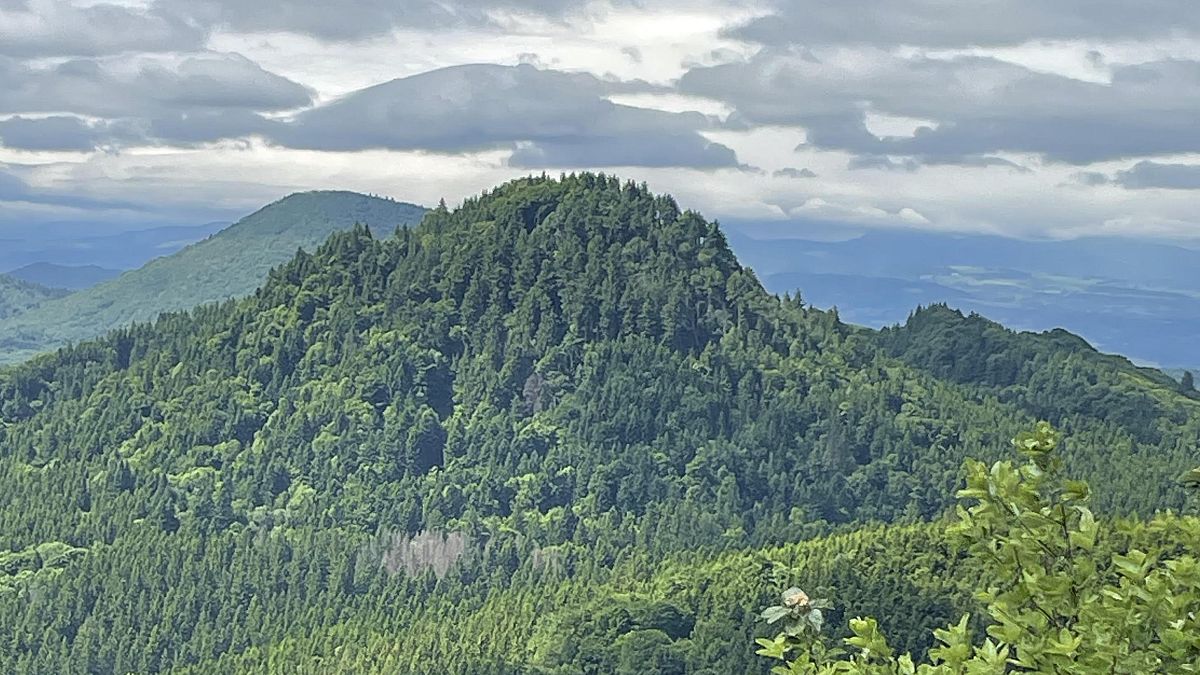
0;191;426;364
0;222;228;272
727;229;1200;370
5;262;121;290
0;275;69;320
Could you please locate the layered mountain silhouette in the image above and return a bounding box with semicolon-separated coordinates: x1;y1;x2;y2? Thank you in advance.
4;263;122;291
0;191;426;364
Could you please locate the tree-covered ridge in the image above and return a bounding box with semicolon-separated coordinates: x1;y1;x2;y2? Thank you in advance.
0;174;1197;673
0;191;427;365
0;274;68;320
883;304;1200;440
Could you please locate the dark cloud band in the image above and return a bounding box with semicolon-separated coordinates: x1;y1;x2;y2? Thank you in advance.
731;0;1200;48
682;50;1200;166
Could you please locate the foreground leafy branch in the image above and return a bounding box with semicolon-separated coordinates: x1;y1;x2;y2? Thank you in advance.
757;423;1200;674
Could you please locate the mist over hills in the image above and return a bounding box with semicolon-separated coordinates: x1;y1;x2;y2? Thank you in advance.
726;229;1200;372
0;222;229;272
4;263;122;291
0;191;426;364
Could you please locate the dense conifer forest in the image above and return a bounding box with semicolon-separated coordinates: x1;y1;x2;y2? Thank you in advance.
1;175;1196;673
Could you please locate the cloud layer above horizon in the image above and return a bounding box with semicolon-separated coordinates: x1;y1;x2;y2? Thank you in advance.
1;0;1199;240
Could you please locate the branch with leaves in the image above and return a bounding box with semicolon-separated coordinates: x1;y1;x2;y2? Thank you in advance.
756;423;1200;674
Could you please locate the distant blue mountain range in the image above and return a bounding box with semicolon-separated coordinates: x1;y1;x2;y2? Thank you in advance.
4;262;122;290
726;229;1200;373
0;222;228;272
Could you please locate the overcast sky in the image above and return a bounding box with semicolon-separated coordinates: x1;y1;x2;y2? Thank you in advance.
2;0;1199;240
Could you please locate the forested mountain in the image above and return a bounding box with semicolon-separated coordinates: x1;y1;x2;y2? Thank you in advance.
0;274;68;320
1;175;1197;673
0;191;426;364
5;263;122;291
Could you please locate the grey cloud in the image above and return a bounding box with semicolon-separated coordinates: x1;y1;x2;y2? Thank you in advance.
1;0;617;57
919;154;1028;171
682;50;1200;165
847;155;920;172
1073;171;1112;187
881;115;1200;165
730;0;1200;48
0;52;312;118
162;0;615;41
773;167;816;178
0;0;204;57
0;164;146;212
0;59;736;169
272;63;737;168
509;134;737;169
0;112;280;152
146;55;313;111
877;60;1200;164
0;116;107;151
0;52;307;151
1114;161;1200;189
845;153;1023;172
147;110;280;145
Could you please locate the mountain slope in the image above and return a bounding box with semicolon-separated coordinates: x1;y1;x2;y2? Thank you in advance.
881;304;1200;444
5;263;122;290
0;175;1196;673
0;191;427;364
0;274;69;320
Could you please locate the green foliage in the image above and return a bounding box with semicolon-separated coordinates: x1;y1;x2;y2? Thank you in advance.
0;540;87;595
0;175;1197;673
529;595;695;673
757;423;1200;673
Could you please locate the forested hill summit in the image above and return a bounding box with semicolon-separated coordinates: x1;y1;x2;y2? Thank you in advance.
1;174;1198;673
0;191;427;365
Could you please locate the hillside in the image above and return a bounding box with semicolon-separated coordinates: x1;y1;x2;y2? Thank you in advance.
0;191;427;364
166;508;1200;674
1;175;1197;673
5;263;122;290
0;274;68;320
881;304;1200;441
